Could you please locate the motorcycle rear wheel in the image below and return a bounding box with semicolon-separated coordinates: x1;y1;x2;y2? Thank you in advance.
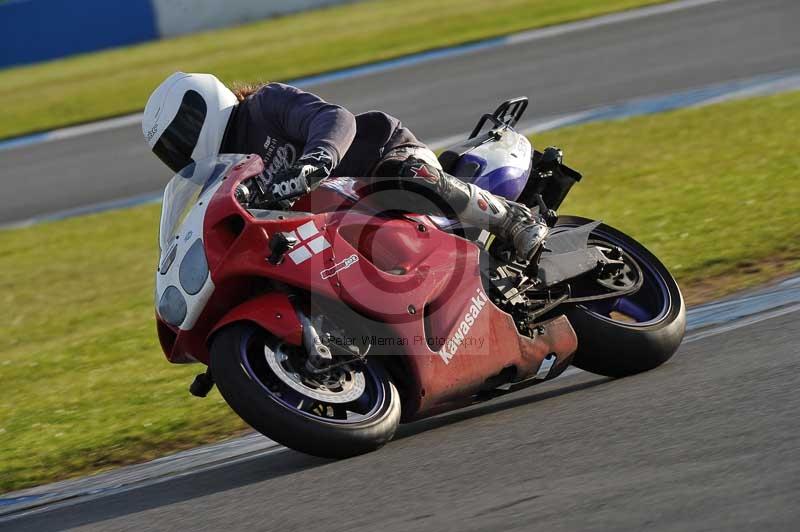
555;215;686;377
211;322;400;458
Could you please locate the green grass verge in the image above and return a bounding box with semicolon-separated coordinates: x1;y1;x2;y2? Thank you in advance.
535;92;800;294
0;0;669;139
1;91;799;493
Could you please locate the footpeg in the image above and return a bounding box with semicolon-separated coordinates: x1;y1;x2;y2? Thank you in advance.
190;370;214;397
534;354;557;379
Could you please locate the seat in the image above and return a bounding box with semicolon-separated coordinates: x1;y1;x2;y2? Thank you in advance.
437;132;495;178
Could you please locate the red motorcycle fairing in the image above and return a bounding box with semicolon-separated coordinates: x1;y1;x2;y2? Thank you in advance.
210;292;303;346
158;158;578;420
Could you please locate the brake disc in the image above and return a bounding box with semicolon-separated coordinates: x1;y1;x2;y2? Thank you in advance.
264;343;366;404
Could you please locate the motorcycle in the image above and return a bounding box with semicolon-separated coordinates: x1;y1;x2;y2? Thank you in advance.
154;97;685;457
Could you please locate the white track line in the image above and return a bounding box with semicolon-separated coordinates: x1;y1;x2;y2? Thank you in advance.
504;0;726;46
0;0;728;153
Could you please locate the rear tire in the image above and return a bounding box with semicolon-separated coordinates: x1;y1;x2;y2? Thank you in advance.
557;216;686;377
211;322;401;458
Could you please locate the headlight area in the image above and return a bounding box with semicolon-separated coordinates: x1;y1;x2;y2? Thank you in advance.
179;239;210;295
157;237;212;328
158;285;187;327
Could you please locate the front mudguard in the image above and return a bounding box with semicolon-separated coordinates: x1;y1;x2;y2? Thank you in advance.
209;292;303;347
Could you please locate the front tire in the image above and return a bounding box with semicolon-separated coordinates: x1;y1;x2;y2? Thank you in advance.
556;216;686;377
211;322;401;458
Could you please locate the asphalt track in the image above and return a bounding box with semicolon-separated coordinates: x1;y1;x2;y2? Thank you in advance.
4;303;799;531
1;0;799;224
2;1;800;530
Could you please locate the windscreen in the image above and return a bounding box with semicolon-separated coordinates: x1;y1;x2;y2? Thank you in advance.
158;154;247;255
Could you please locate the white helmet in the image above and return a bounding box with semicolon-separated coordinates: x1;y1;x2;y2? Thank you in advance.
142;72;238;173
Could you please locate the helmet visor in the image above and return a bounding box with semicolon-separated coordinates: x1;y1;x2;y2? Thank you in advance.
152;90;208;173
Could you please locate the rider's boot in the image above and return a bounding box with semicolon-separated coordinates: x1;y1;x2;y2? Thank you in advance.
398;158;549;262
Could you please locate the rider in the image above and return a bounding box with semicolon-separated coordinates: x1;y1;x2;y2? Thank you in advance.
142;72;548;261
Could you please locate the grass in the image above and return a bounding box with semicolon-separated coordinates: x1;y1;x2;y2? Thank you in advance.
1;91;799;493
0;205;246;494
534;92;800;298
0;0;669;140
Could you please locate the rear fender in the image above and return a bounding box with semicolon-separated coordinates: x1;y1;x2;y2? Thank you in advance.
209;292;303;346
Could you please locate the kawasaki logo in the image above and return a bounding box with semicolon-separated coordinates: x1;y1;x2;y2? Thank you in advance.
438;289;488;365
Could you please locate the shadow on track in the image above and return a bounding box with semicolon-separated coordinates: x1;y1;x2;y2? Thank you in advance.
3;374;610;532
395;375;612;440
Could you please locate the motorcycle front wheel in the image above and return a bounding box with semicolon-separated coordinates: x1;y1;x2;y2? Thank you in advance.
554;215;686;377
211;322;400;458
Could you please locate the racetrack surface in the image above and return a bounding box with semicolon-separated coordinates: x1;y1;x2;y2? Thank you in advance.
1;0;799;224
4;305;798;531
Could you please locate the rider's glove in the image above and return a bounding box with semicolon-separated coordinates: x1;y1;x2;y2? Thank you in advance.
256;149;334;203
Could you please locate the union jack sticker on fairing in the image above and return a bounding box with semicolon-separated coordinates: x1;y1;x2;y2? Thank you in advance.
288;221;331;264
